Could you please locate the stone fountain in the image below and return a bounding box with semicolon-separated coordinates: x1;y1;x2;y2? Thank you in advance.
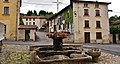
30;31;101;64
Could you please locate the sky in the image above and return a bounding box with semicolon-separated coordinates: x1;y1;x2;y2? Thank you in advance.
20;0;120;17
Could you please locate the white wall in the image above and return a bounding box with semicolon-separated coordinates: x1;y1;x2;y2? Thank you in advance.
23;18;47;29
73;2;110;43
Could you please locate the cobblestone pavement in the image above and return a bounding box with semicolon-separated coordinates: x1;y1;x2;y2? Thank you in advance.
84;44;120;56
0;44;120;64
0;44;30;64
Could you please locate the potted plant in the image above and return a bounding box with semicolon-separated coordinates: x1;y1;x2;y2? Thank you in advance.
86;48;101;59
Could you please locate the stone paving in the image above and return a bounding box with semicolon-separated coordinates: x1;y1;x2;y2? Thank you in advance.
0;44;120;64
1;32;120;64
84;44;120;56
0;44;30;64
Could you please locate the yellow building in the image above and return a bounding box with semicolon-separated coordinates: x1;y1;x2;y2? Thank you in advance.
0;0;21;40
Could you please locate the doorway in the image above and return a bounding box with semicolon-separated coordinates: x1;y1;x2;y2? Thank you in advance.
84;32;90;43
113;34;116;44
25;30;30;41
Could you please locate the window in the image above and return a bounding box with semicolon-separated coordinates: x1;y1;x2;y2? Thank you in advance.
59;25;61;30
84;9;89;16
95;3;99;8
29;22;31;25
26;18;28;21
33;18;35;21
63;24;66;30
95;10;100;16
67;23;69;29
84;3;88;7
96;21;101;28
4;0;8;2
29;18;31;21
96;32;102;39
85;20;89;28
26;22;28;25
33;22;35;25
4;7;9;14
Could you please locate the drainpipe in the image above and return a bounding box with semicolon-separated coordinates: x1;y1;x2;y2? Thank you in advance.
16;0;19;41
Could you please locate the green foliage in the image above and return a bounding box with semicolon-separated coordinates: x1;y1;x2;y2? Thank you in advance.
63;7;73;24
19;17;24;25
26;10;33;16
110;25;120;34
109;15;120;22
32;10;37;16
39;10;46;16
25;10;53;18
20;13;26;17
109;15;120;34
39;10;53;18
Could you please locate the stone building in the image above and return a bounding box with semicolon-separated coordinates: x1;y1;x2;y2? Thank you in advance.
48;5;73;33
0;0;21;40
48;0;111;44
110;20;120;44
18;25;37;41
72;0;111;44
22;16;47;30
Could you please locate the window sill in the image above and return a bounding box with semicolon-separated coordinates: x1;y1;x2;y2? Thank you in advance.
96;27;101;29
83;7;89;8
94;7;100;9
84;27;90;29
2;14;10;16
95;16;101;17
3;1;9;3
84;15;90;17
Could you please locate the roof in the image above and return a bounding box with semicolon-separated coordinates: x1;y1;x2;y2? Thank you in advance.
23;16;47;19
112;21;120;25
18;25;37;29
71;0;111;4
48;5;71;20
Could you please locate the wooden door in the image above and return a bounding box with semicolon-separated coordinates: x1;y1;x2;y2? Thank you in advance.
84;32;90;43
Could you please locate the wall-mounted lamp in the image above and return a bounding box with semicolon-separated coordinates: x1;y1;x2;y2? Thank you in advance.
74;11;77;15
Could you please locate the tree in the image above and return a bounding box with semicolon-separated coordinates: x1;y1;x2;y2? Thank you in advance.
110;25;120;34
109;15;120;22
26;10;33;16
32;10;37;16
19;17;24;25
39;10;46;16
63;7;73;24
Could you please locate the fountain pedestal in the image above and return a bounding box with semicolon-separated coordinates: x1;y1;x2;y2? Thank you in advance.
47;31;68;51
53;37;63;51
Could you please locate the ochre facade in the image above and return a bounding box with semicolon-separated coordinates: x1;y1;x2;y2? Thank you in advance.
0;0;21;40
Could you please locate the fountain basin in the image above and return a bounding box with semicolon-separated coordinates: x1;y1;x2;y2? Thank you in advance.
30;46;93;64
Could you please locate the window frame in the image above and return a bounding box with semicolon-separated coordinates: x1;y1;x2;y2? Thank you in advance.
3;0;9;2
84;3;88;7
29;18;31;21
96;21;101;28
95;3;99;8
84;20;90;28
29;22;31;25
33;22;35;25
84;9;89;16
96;32;102;39
95;10;100;16
4;7;9;15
